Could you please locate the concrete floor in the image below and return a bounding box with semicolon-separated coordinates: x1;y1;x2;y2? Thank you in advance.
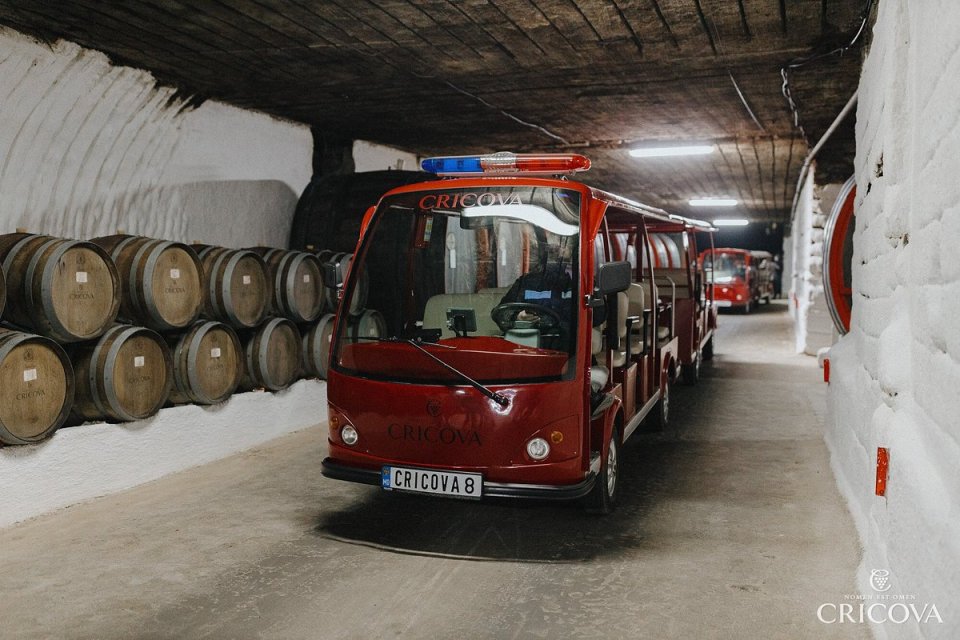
0;301;867;639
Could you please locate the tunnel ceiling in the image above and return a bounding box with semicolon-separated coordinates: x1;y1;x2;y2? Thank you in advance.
0;1;869;222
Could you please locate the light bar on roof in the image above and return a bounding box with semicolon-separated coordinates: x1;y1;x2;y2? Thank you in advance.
421;152;590;176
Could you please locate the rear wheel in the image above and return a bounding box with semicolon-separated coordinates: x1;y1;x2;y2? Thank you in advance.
651;378;670;431
587;426;620;514
681;351;701;385
702;335;714;361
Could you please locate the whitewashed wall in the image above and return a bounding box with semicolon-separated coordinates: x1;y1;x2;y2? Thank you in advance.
787;171;842;355
353;140;419;172
826;2;960;638
0;27;324;529
0;27;312;247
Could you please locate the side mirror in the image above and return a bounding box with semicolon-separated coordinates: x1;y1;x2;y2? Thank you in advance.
595;261;631;295
323;262;343;289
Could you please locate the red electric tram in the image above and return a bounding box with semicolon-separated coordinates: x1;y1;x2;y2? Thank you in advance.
615;217;718;383
320;153;711;512
700;247;775;313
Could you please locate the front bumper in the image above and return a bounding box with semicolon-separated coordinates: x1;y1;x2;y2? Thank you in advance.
321;458;597;501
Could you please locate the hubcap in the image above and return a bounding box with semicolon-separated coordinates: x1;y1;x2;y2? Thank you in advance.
606;439;618;496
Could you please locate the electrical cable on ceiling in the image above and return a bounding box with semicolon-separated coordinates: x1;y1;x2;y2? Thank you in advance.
780;0;876;139
728;71;767;132
444;81;570;145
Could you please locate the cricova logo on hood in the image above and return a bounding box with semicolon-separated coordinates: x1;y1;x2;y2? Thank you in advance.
418;192;524;210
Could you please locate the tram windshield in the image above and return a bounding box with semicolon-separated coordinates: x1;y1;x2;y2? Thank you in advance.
331;186;581;385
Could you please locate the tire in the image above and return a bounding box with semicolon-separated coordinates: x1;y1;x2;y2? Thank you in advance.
650;377;670;431
587;426;621;514
681;351;701;385
702;335;714;361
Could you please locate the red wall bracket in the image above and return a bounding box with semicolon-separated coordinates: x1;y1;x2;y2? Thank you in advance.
823;358;830;383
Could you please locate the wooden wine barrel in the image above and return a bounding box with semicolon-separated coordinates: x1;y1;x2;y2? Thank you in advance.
323;252;368;315
250;247;324;323
92;235;204;332
166;321;243;405
68;324;173;422
0;328;74;445
239;317;302;392
0;233;120;342
194;245;270;329
348;309;386;342
315;249;336;313
301;313;335;379
0;267;6;318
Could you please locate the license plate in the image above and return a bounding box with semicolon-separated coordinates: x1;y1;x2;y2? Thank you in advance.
715;300;732;307
382;466;482;499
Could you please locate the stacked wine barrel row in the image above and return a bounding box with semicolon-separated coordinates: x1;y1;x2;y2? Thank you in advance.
193;244;307;392
0;232;123;444
298;249;383;380
0;232;121;342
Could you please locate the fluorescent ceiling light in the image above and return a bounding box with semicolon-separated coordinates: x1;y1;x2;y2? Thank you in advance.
689;198;738;207
713;219;750;226
629;145;714;158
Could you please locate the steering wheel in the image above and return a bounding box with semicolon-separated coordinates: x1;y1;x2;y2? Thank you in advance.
491;302;563;334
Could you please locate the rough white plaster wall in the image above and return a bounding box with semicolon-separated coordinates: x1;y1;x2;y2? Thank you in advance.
788;171;841;355
352;139;419;172
0;27;312;247
826;2;960;638
0;381;327;528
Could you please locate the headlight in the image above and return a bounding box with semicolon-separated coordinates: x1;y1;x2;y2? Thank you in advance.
341;425;359;446
526;437;550;460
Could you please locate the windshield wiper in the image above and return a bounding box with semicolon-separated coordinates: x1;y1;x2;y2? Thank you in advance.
402;338;509;407
354;335;507;406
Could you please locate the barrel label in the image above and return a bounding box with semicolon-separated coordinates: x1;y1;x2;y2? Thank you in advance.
76;271;88;283
69;292;95;299
170;268;181;279
210;347;221;358
17;389;45;400
134;356;145;368
23;368;37;382
242;275;251;285
164;287;186;294
303;274;311;283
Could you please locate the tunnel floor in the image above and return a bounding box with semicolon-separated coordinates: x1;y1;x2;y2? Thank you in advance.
0;300;867;639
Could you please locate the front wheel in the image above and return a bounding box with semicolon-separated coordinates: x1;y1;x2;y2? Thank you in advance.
587;427;620;514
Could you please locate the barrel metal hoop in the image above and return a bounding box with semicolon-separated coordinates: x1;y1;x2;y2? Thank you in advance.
223;251;252;327
0;333;36;444
208;250;230;319
140;240;173;328
34;238;74;340
102;325;142;421
185;321;212;402
87;327;115;418
258;318;281;389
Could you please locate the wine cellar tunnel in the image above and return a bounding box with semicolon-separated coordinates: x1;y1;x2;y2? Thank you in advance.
0;2;957;638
